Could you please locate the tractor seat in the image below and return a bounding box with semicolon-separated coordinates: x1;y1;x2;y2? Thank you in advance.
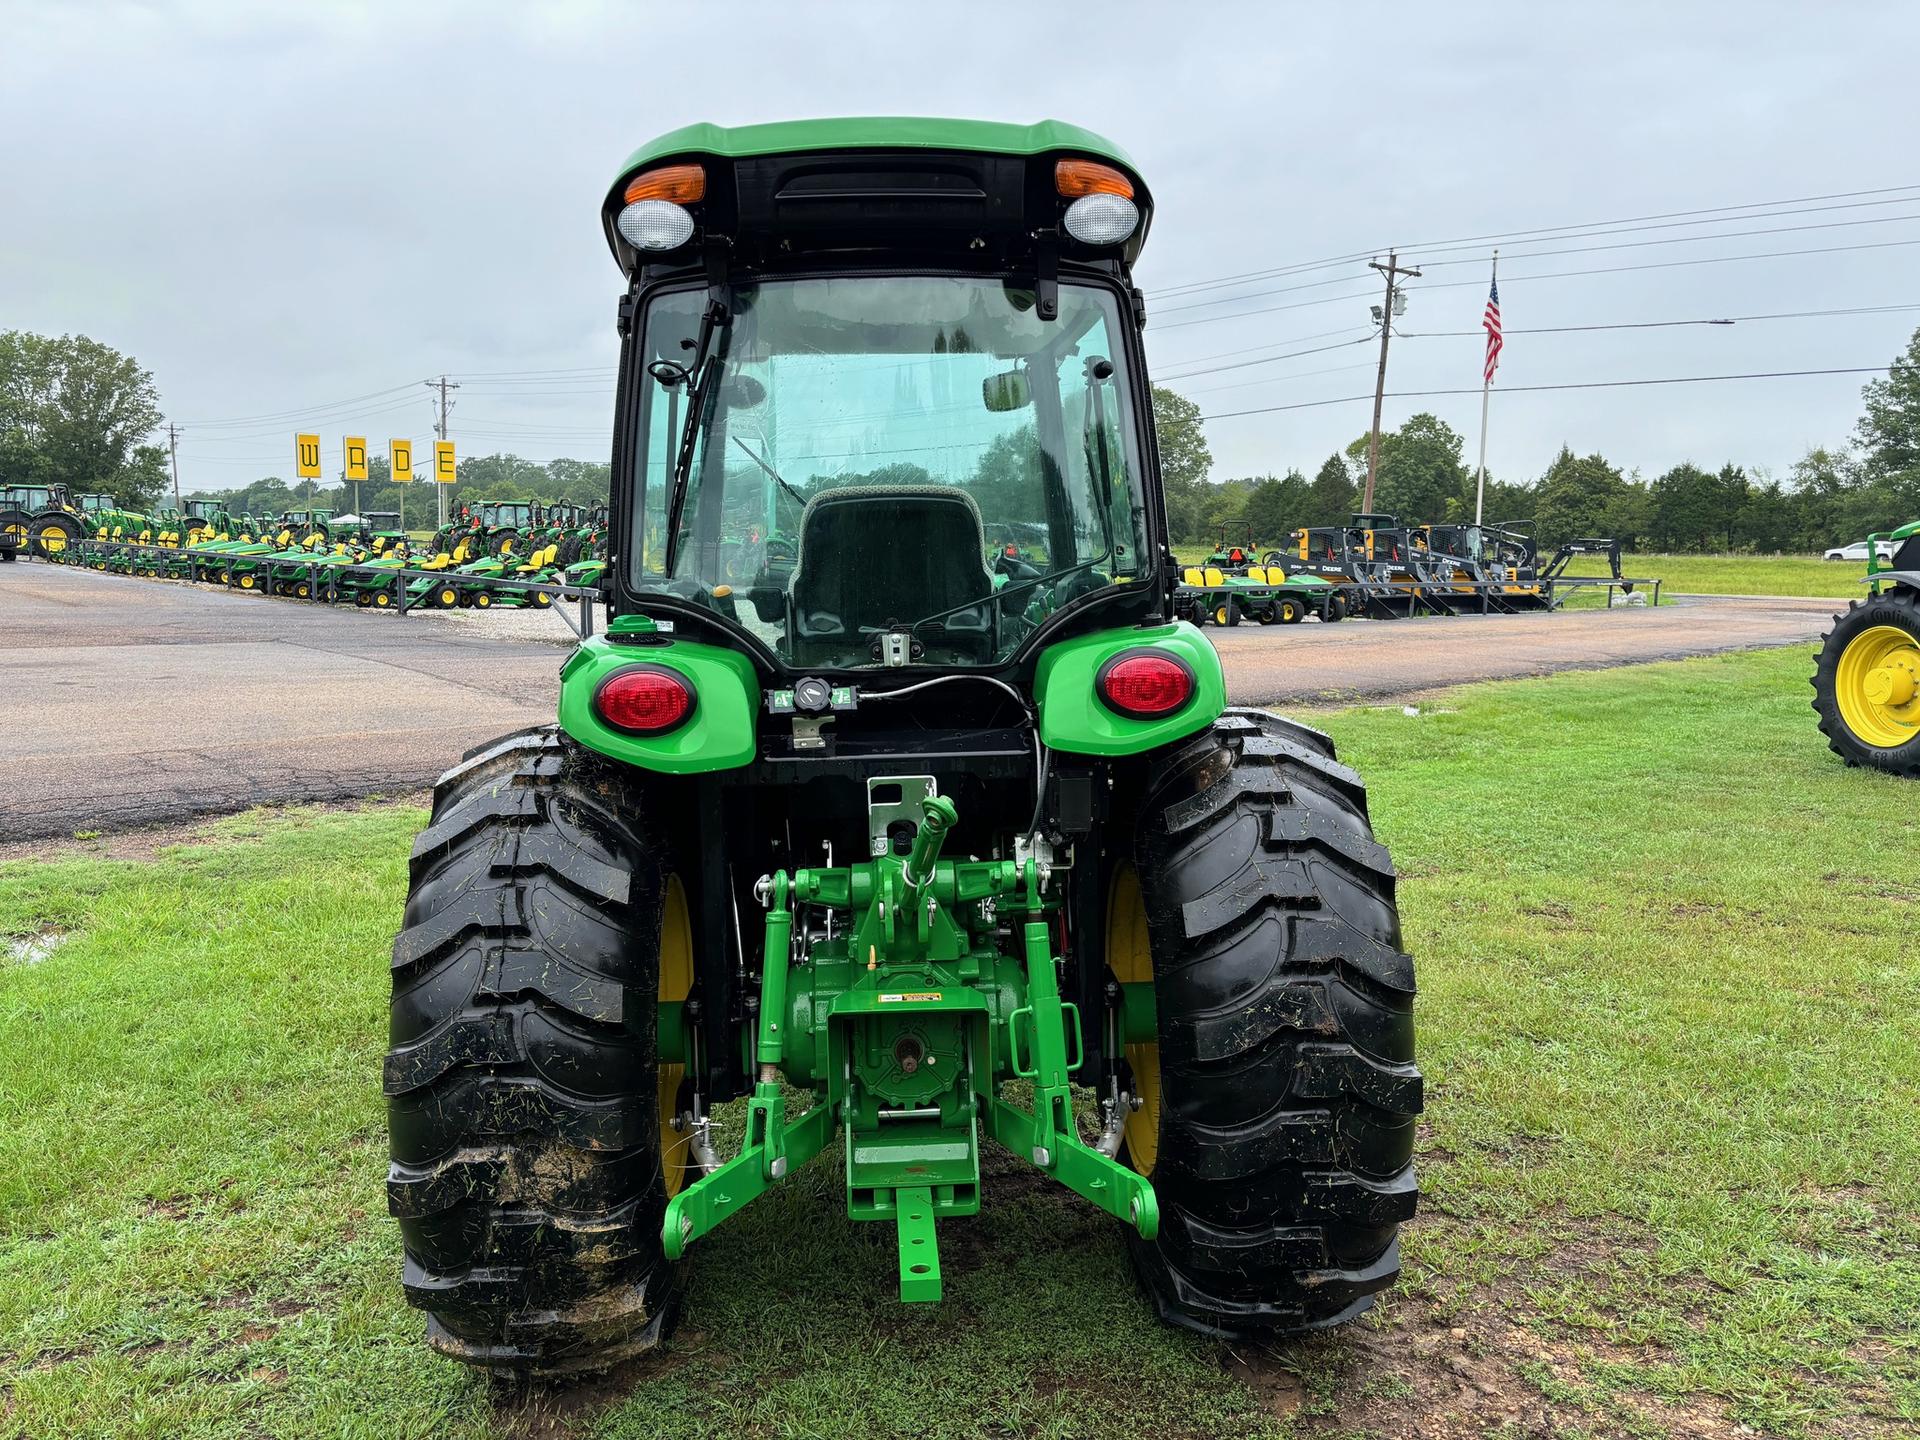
786;486;995;664
1182;566;1204;586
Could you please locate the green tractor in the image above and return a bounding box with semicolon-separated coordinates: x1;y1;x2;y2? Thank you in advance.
1812;520;1920;774
388;119;1421;1374
0;483;114;559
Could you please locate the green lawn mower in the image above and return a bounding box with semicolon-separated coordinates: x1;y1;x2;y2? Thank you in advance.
1813;520;1920;775
387;118;1421;1375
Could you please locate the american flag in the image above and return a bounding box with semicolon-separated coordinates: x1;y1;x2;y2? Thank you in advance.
1482;273;1503;383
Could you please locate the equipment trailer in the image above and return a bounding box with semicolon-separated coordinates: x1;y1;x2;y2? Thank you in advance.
385;118;1422;1374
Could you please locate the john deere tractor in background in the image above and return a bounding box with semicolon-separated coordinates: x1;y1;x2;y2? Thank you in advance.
0;483;109;559
387;119;1421;1375
1813;520;1920;775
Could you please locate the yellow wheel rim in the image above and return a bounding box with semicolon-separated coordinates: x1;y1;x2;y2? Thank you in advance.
42;531;68;553
239;574;255;588
1106;865;1160;1176
1836;624;1920;748
475;593;491;607
658;876;695;1199
1214;605;1228;625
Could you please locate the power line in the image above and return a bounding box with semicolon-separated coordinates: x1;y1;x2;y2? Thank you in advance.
1153;236;1920;332
180;381;425;428
1155;333;1381;381
1149;182;1920;298
1157;304;1920;386
1395;303;1920;339
1155;193;1920;303
1199;365;1890;422
1154;210;1920;317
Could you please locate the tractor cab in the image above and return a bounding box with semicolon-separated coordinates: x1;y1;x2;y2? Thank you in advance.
606;121;1164;673
476;501;534;528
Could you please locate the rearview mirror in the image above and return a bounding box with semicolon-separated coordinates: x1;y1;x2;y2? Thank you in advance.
982;369;1030;413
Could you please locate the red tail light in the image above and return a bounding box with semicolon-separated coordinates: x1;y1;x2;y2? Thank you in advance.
594;665;696;735
1096;650;1195;720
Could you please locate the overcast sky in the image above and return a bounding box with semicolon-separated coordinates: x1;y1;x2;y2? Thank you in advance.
5;0;1916;495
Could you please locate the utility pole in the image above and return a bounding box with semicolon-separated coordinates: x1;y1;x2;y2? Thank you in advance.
166;422;182;511
1362;250;1421;514
425;376;459;527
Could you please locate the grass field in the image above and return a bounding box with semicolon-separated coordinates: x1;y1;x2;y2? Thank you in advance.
1557;553;1861;598
2;648;1915;1439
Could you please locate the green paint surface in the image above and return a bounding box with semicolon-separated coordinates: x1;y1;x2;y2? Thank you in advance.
557;632;760;774
615;116;1136;183
1032;621;1225;756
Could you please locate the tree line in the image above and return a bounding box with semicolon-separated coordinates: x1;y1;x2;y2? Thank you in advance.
1152;324;1920;551
8;321;1918;554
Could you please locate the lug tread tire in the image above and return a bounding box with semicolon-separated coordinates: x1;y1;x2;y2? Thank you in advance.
1128;707;1422;1338
386;723;678;1373
1811;588;1920;776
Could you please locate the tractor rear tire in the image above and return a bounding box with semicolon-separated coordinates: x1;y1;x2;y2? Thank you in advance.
386;727;680;1373
1125;708;1421;1336
29;513;84;559
1812;588;1920;776
1;509;33;559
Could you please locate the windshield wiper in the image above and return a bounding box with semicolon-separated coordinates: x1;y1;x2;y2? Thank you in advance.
730;437;810;513
660;298;730;569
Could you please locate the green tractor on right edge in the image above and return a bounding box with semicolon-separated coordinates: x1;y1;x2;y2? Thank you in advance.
1813;520;1920;775
387;118;1421;1374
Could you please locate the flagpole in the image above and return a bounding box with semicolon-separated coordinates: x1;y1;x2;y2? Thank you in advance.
1474;249;1498;526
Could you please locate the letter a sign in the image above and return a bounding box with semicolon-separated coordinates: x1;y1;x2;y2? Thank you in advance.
295;433;321;479
344;437;369;481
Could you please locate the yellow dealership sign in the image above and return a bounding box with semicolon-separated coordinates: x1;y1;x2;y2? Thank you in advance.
433;440;457;483
344;436;368;481
295;432;321;479
390;439;413;479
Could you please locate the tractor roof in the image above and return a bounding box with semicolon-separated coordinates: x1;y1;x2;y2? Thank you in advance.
605;117;1150;273
614;117;1136;180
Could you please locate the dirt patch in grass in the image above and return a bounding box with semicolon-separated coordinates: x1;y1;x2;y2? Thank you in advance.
492;1348;697;1440
1221;1210;1914;1439
0;789;431;863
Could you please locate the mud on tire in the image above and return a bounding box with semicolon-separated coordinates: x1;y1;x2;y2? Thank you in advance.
1127;708;1422;1336
386;725;679;1373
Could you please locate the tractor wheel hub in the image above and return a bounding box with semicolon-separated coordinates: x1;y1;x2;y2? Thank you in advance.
1865;662;1916;708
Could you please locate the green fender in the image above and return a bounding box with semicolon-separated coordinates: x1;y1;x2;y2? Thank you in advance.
1033;621;1225;757
558;618;760;773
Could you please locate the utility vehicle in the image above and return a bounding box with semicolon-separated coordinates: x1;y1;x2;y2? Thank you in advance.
387;118;1421;1374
